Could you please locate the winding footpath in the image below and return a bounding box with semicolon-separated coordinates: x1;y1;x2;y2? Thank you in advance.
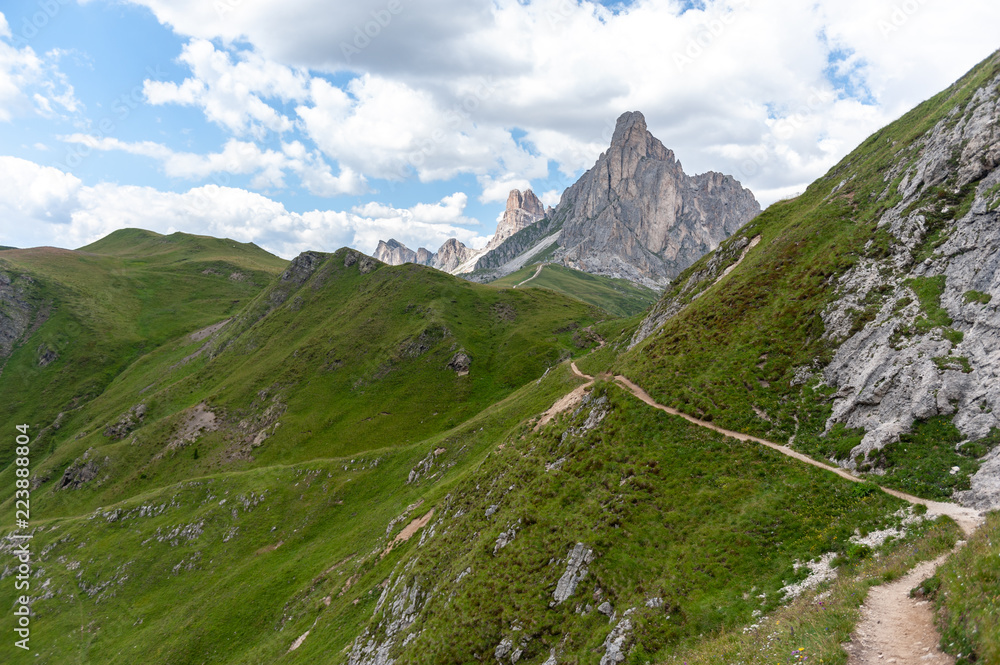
512;263;545;289
547;360;984;664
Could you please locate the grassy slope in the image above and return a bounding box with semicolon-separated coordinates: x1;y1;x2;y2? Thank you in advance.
1;248;604;518
0;230;287;466
617;52;1000;496
330;381;912;664
491;263;659;317
926;511;1000;664
0;362;589;665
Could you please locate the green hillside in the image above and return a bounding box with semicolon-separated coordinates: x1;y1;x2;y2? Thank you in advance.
0;230;287;465
616;52;1000;497
491;263;659;317
3;51;1000;665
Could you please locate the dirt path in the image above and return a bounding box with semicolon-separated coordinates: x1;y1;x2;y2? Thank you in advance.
513;264;545;289
844;553;955;665
612;375;982;536
535;362;594;430
607;372;981;664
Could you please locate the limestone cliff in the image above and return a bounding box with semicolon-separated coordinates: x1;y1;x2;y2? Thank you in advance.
485;189;545;252
552;111;759;288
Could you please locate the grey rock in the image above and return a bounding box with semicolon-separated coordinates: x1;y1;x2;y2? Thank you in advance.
58;459;100;490
599;615;634;665
494;637;514;661
814;63;1000;508
0;270;42;370
431;238;476;273
597;601;614;618
552;543;593;604
447;352;472;376
551;111;759;288
493;525;517;555
281;251;325;284
104;404;147;440
485;189;546;253
373;237;476;274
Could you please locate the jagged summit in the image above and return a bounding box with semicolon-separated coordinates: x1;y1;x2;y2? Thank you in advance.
373;236;476;272
486;189;546;252
469;110;760;288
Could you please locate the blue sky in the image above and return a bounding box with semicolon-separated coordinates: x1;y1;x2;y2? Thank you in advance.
0;0;998;258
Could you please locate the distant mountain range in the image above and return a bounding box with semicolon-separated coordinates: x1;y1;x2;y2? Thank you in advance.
374;111;760;289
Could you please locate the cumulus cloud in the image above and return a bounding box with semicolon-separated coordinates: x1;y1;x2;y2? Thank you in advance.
7;1;1000;254
120;0;1000;212
0;155;482;258
143;38;309;138
58;134;368;196
0;13;79;121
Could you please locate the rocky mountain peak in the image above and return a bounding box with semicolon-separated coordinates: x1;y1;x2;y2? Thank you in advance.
432;238;476;272
373;239;434;267
485;189;547;252
607;111;674;166
547;111;758;287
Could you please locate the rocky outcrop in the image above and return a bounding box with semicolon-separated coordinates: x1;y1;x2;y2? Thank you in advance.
374;237;477;274
551;111;759;288
471;216;562;279
374;239;433;267
814;65;1000;508
552;543;593;605
431;238;476;272
0;269;42;371
484;189;546;252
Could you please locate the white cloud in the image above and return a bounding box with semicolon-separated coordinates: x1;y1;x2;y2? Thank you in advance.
58;134;367;196
143;39;309;138
118;0;1000;210
0;155;482;258
0;14;79;122
0;156;82;228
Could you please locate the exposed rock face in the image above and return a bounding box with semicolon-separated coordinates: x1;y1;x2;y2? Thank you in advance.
485;189;546;252
552;111;759;288
431;238;476;272
552;543;593;605
373;237;476;273
470;112;759;288
446;351;472;376
812;67;1000;508
471;216;562;280
374;239;433;267
0;270;41;370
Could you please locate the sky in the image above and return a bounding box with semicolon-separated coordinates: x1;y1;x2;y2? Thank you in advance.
0;0;997;259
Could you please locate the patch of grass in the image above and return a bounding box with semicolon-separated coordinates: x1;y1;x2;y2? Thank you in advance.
933;511;1000;664
491;263;659;318
876;416;996;499
907;275;953;333
963;290;993;305
663;516;960;665
933;355;972;373
942;328;965;345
